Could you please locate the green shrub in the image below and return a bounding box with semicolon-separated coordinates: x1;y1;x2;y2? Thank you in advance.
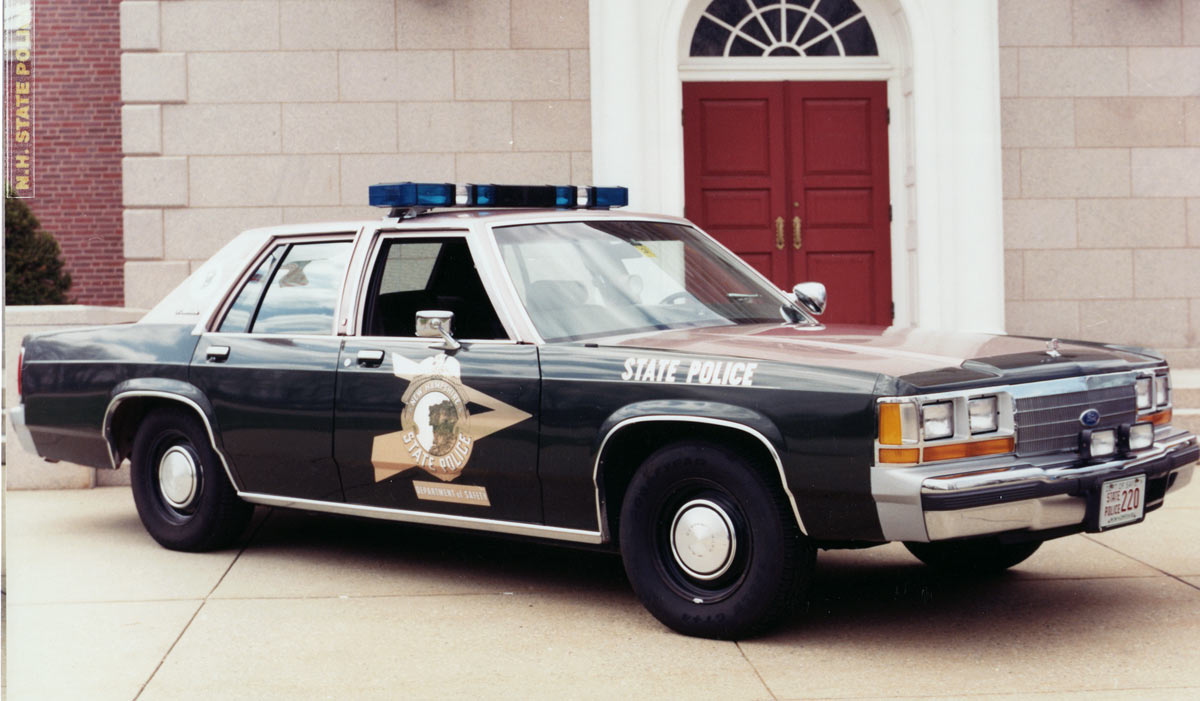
5;192;72;304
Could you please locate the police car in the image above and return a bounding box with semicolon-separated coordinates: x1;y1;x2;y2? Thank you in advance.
11;182;1198;639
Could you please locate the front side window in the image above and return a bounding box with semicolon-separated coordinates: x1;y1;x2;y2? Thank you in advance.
219;240;351;335
364;237;507;340
494;221;812;342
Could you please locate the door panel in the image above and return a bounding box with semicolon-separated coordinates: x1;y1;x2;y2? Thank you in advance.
787;82;891;325
683;80;892;325
807;252;876;325
699;99;774;175
801;98;873;174
684;82;789;286
191;335;344;500
334;342;541;523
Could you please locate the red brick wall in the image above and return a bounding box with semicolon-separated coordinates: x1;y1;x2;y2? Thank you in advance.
25;0;123;305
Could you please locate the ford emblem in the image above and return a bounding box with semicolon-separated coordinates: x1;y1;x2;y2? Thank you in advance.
1079;409;1101;427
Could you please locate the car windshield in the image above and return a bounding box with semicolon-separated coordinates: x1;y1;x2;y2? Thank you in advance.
493;220;813;342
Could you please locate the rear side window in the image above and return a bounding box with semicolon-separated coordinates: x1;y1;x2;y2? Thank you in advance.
218;240;351;335
252;241;351;334
218;247;282;333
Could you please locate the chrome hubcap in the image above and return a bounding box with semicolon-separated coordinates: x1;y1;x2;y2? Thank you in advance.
670;499;736;580
158;446;198;509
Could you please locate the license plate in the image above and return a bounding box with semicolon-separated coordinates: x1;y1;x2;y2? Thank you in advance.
1098;474;1146;530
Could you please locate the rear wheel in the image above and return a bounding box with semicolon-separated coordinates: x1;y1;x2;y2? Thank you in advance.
904;538;1042;574
619;442;814;639
130;407;252;551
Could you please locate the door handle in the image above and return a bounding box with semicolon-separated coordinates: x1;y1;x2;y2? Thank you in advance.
793;216;802;250
206;345;230;362
357;349;385;367
774;216;784;250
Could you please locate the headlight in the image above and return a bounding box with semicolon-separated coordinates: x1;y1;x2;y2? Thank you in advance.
1154;375;1169;407
1136;377;1152;410
922;401;954;440
968;396;998;434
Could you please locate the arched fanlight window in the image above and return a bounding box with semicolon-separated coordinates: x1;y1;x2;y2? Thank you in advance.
689;0;878;57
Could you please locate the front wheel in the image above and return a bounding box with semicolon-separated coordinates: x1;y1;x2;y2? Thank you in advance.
130;407;253;552
904;538;1042;574
619;442;814;639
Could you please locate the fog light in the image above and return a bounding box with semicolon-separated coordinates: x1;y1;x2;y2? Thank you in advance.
1125;422;1154;451
1086;429;1117;459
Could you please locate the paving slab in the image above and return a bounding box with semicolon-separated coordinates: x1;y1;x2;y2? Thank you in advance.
4;488;242;604
817;535;1160;582
138;595;769;701
6;487;1200;699
1164;471;1200;509
742;577;1200;699
5;599;201;701
1085;508;1200;576
838;691;1200;701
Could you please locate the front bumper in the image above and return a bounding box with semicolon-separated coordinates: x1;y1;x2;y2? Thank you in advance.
872;430;1198;542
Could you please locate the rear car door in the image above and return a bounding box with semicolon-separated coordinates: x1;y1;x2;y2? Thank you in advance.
334;231;542;523
191;235;354;501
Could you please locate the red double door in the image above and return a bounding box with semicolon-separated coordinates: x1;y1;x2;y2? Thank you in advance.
683;81;892;325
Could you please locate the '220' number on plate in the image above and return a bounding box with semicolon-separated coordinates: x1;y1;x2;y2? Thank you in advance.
1099;474;1146;530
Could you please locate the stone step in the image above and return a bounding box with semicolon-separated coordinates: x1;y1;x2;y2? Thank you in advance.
1174;408;1200;436
1162;349;1200;367
1172;369;1200;410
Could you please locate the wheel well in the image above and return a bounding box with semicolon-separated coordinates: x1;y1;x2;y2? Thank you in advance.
598;421;785;546
108;396;209;467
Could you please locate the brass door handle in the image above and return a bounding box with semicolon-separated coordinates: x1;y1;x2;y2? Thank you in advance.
793;216;802;250
775;216;784;250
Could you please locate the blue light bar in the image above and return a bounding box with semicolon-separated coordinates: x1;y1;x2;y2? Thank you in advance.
370;182;627;211
587;186;629;209
369;182;455;208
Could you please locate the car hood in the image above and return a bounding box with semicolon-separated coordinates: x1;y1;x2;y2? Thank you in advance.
604;323;1161;390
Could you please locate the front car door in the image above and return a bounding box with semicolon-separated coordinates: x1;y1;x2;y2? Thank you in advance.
334;229;542;524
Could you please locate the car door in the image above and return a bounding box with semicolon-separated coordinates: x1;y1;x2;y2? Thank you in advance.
191;235;353;501
334;231;542;524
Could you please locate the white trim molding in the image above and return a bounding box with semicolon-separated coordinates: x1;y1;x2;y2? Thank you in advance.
588;0;1004;334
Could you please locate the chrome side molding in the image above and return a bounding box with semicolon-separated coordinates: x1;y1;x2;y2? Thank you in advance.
239;492;604;545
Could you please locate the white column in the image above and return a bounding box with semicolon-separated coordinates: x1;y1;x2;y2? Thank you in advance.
903;0;1005;333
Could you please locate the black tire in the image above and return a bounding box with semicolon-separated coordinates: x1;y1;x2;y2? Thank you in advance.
619;441;815;639
904;538;1042;574
130;407;253;552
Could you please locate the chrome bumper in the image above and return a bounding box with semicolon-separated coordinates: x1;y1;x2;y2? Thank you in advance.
7;405;38;454
872;431;1199;543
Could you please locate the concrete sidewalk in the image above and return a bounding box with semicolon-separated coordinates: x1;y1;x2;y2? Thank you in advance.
3;485;1199;701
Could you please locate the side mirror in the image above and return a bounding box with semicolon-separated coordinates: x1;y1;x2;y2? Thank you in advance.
792;282;827;316
416;310;461;351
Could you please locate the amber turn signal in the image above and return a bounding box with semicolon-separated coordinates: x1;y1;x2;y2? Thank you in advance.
878;447;920;464
1145;408;1172;426
879;403;903;445
922;436;1015;462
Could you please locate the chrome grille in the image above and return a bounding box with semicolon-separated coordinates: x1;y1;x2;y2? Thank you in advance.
1014;385;1137;456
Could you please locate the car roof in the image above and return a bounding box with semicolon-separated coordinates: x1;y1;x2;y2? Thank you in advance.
240;207;690;237
139;207;692;329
